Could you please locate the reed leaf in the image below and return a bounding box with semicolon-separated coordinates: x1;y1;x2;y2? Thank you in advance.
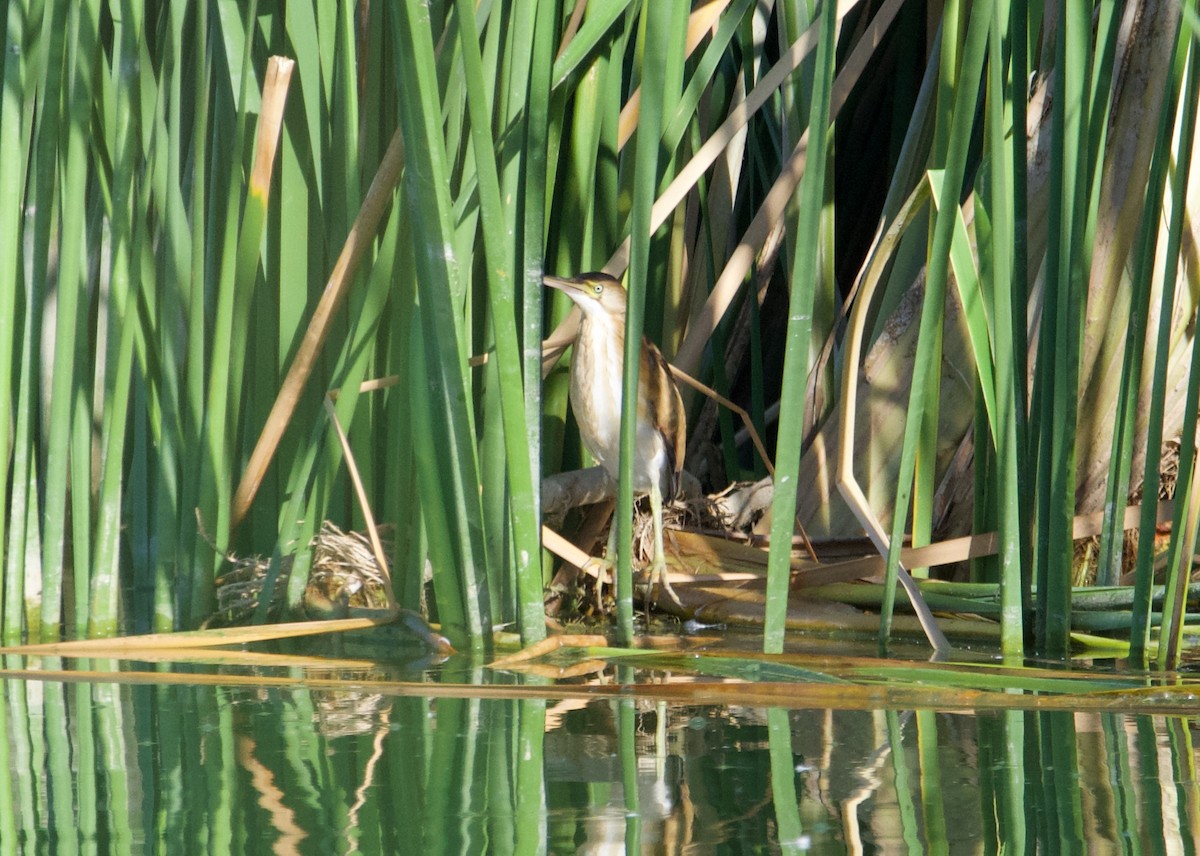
550;0;635;88
763;0;837;654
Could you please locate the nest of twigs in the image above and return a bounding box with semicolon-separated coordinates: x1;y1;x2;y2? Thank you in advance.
205;521;393;628
305;523;393;618
205;554;294;628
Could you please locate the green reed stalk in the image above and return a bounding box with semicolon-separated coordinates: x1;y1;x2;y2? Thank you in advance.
391;1;490;647
0;0;35;640
0;0;27;612
177;0;211;629
40;0;100;637
145;1;198;631
454;0;543;642
619;694;641;847
0;683;13;844
333;1;362;224
4;399;40;638
206;688;236;851
1153;28;1200;670
484;702;516;850
515;699;548;852
981;0;1027;655
548;14;626;276
913;0;962;579
147;686;182;848
194;0;260;623
7;675;38;844
1033;0;1092;657
1046;712;1087;841
383;243;428;615
883;0;990;649
1131;18;1195;665
994;711;1028;846
1167;719;1197;811
90;0;146;637
428;696;480;851
885;711;923;849
45;676;77;846
1154;41;1200;667
522;6;554;636
94;680;133;851
762;0;837;654
1099;29;1187;592
69;310;93;630
768;707;805;850
267;194;405;622
1008;0;1032;631
615;1;679;642
916;711;949;842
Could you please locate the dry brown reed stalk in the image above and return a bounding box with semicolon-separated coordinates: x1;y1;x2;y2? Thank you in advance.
0;615;401;657
322;395;394;600
230;130;407;531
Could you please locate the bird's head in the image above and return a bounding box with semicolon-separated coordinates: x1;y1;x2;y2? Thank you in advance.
543;272;628;322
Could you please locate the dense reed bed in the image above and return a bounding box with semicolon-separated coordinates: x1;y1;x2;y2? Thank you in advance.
1;0;1197;664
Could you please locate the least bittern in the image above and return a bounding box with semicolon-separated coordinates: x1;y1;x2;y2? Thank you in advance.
544;272;686;606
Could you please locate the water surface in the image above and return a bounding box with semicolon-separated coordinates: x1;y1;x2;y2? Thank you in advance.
3;653;1197;853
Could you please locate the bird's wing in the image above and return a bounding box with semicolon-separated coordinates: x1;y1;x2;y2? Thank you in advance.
643;340;687;500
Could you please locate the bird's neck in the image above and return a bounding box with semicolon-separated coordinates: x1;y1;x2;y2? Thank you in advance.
572;312;626;417
578;309;624;352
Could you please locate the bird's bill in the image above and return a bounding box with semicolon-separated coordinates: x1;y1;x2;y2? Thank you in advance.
542;274;584;294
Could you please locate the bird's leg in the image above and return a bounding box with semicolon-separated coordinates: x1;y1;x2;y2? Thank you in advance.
646;483;682;608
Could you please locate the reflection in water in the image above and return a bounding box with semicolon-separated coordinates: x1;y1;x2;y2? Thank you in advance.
4;671;1200;853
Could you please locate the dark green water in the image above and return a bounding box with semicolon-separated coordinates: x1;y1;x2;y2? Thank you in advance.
2;659;1197;854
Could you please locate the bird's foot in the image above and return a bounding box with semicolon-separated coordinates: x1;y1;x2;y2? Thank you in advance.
580;555;615;613
643;554;683;610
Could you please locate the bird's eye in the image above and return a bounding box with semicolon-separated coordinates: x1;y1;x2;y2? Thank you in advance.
593;284;603;296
